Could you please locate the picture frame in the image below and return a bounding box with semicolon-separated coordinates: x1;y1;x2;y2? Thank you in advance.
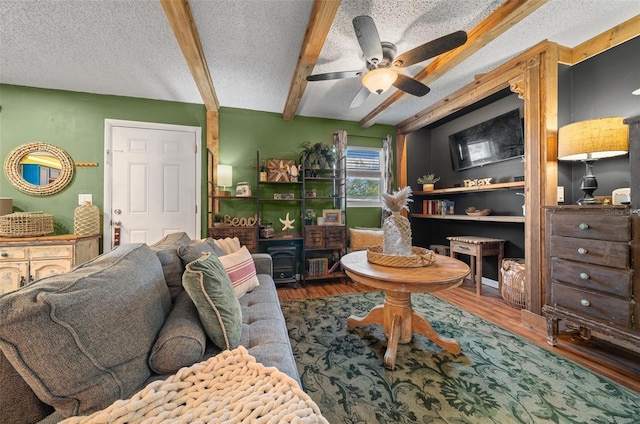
322;209;342;225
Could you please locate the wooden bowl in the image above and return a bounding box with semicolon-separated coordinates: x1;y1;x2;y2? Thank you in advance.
466;208;491;216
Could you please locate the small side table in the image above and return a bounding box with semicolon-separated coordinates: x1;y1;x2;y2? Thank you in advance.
447;236;504;296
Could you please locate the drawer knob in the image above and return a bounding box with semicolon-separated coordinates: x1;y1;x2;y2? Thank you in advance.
579;272;590;280
1;252;7;257
578;223;589;230
580;299;591;307
577;247;588;255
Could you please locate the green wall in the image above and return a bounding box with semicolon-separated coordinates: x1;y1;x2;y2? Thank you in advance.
1;85;393;238
218;107;393;229
0;84;208;235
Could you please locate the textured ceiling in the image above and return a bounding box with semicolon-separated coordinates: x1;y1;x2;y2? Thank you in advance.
1;0;639;127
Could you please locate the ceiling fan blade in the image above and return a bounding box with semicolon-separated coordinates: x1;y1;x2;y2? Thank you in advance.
306;70;363;81
352;16;383;65
349;86;371;109
393;74;430;97
393;30;468;68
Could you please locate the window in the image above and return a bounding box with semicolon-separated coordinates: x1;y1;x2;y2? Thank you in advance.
346;147;383;207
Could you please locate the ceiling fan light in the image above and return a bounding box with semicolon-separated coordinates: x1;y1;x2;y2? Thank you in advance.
362;68;397;94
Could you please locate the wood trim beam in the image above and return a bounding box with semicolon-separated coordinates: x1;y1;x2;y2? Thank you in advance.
396;40;551;134
282;0;341;121
161;0;219;111
207;111;220;223
359;0;548;128
569;14;640;65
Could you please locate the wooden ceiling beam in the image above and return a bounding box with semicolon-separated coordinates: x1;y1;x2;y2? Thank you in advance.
282;0;341;121
359;0;548;128
161;0;219;111
569;14;640;65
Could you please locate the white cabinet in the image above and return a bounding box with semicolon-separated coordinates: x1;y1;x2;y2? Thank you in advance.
0;235;100;294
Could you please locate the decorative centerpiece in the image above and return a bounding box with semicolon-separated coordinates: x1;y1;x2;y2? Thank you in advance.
382;186;413;256
366;186;436;267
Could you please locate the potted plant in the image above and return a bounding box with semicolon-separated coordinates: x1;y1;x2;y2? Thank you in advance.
213;213;226;227
299;142;335;176
417;174;440;191
304;208;316;225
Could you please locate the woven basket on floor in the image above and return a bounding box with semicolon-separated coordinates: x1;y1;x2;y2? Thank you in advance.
0;212;54;237
501;258;527;309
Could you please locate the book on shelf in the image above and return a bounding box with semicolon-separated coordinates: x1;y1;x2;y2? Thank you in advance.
422;199;455;215
306;258;328;277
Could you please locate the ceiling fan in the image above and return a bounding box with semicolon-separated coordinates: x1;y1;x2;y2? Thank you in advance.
306;16;468;108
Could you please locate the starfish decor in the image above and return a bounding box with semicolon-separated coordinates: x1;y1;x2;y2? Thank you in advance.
279;213;295;231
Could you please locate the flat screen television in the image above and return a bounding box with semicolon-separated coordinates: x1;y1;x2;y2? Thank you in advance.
448;109;524;171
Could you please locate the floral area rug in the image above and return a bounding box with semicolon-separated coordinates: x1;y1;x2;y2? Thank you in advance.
281;291;640;424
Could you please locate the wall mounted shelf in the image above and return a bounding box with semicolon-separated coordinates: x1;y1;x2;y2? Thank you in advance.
414;181;524;195
412;214;525;223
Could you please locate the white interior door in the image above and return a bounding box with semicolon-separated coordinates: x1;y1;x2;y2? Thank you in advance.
104;120;201;250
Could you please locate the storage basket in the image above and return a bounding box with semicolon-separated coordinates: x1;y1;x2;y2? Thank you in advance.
500;258;526;309
0;212;54;237
366;245;436;268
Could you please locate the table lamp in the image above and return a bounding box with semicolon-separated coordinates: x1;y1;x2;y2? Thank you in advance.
557;117;628;205
217;164;232;197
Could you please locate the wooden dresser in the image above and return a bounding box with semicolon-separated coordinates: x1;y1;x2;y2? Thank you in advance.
0;234;101;295
208;226;258;253
543;206;639;348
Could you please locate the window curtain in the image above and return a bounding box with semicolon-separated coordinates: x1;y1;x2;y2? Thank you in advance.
381;135;393;225
333;130;348;210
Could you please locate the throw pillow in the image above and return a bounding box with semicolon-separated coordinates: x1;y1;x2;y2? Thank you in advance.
182;253;242;350
349;227;384;251
213;237;241;255
149;232;193;301
218;245;260;297
149;291;207;374
178;239;221;264
0;243;171;419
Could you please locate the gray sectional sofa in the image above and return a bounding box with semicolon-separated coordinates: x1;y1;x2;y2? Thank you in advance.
0;232;298;424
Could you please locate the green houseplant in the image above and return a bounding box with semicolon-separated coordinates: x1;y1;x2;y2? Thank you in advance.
299;142;335;176
417;174;440;191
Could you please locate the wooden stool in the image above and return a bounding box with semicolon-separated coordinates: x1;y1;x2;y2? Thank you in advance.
447;236;505;296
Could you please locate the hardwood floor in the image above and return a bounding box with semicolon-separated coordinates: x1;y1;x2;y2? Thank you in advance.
277;279;640;393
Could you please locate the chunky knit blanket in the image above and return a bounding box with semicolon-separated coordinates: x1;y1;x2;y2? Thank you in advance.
61;346;327;423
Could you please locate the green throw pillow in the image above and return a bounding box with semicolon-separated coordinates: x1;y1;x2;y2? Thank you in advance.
182;253;242;350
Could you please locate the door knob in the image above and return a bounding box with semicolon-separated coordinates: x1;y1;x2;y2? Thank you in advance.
113;220;121;226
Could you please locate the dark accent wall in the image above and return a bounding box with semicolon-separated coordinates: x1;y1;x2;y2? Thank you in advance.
559;36;640;203
407;91;526;280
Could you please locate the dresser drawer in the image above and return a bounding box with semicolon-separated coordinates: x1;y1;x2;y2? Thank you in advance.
549;212;629;241
551;257;632;297
29;245;73;260
551;283;633;327
549;236;629;268
0;247;27;261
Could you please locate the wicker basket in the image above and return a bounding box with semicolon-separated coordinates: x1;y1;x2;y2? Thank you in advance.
366;245;436;268
500;258;526;309
0;212;54;237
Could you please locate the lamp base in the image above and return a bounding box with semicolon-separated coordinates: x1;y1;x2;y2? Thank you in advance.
576;160;600;205
217;190;231;197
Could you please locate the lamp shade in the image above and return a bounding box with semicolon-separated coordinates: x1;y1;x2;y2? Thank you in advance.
217;164;232;187
362;68;398;94
558;116;629;161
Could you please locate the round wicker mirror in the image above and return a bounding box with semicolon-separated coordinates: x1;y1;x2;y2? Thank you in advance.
4;142;74;196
